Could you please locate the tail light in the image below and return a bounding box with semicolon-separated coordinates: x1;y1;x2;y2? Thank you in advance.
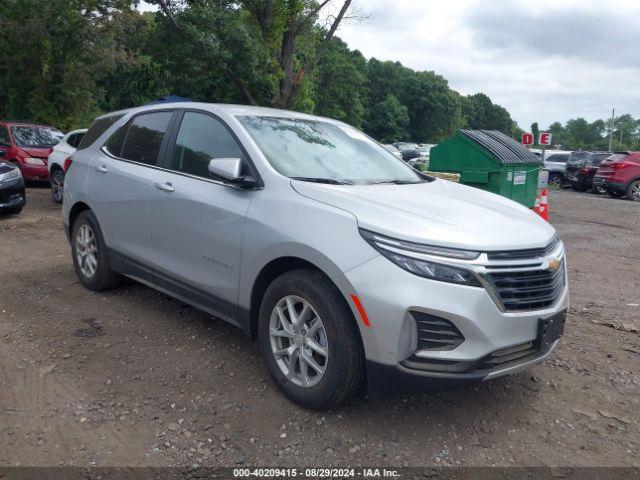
63;157;73;172
611;162;632;169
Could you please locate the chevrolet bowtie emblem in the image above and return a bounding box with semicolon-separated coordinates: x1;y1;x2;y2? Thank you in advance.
548;258;561;271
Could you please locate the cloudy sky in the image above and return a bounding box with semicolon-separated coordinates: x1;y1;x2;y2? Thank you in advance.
337;0;640;129
141;0;639;129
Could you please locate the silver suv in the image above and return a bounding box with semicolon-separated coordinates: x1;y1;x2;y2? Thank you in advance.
63;103;568;409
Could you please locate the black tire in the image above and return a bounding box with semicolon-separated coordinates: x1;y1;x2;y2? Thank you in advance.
548;173;563;188
608;190;624;199
591;184;606;195
50;168;65;203
258;269;365;410
626;180;640;202
70;210;121;291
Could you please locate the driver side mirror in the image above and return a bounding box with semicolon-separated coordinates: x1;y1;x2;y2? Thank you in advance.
207;158;258;188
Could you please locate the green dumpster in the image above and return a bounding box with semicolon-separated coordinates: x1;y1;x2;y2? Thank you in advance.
429;129;542;208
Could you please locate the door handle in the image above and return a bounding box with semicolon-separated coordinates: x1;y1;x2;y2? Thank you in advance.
95;165;107;173
153;182;175;193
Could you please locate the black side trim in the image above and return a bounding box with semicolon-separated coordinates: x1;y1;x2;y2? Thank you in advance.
108;250;251;335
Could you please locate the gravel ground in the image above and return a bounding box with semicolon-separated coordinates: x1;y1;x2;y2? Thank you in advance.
0;187;638;468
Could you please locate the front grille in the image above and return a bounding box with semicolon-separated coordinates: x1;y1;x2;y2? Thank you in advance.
411;311;465;351
489;261;565;311
487;237;559;260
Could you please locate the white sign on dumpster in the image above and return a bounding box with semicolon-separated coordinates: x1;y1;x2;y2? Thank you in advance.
513;171;527;185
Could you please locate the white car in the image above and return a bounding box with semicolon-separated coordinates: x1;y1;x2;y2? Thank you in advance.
48;129;86;203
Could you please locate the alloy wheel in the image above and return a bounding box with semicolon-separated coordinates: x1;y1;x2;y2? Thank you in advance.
76;224;98;278
630;181;640;202
269;295;329;388
51;171;64;203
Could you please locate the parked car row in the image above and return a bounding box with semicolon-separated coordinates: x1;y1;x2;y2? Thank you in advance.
542;149;640;201
0;120;87;213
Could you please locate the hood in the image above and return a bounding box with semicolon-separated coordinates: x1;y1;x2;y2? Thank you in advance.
21;146;53;158
291;179;556;251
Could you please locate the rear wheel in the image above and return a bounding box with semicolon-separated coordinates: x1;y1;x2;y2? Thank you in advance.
50;168;65;203
548;173;563;188
627;180;640;202
591;184;606;194
258;269;365;410
71;210;121;291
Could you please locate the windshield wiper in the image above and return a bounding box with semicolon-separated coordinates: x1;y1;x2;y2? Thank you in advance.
290;176;354;185
370;179;423;185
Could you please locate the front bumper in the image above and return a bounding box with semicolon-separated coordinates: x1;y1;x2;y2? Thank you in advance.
367;339;559;395
345;243;568;395
19;163;49;182
0;178;26;211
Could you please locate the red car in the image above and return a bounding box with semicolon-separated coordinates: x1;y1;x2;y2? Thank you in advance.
593;151;640;201
0;121;63;182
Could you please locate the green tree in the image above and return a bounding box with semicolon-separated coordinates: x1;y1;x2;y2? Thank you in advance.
364;94;409;143
313;38;367;128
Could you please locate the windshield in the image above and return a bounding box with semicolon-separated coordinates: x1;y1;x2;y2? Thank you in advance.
11;125;62;148
239;116;423;184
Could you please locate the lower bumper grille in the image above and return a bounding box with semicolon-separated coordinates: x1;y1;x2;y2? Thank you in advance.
489;261;565;311
402;341;543;374
411;311;464;351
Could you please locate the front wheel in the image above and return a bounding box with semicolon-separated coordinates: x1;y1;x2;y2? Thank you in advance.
50;169;65;203
71;210;121;291
627;180;640;202
258;269;365;410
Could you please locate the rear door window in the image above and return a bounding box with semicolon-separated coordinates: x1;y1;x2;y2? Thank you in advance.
117;111;173;166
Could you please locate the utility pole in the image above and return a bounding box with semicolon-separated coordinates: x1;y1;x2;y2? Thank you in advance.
608;108;615;152
620;123;624;147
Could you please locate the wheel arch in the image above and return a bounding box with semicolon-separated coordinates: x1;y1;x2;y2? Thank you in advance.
67;201;92;236
246;256;360;341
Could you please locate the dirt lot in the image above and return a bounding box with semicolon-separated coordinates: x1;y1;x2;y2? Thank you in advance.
0;187;638;468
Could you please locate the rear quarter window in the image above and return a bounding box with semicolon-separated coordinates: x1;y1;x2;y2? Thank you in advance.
77;114;124;150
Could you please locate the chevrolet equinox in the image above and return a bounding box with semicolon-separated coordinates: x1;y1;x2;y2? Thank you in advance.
62;103;568;409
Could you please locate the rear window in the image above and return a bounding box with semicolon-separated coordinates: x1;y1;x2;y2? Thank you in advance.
77;114;124;150
568;151;588;164
588;153;611;165
605;153;629;163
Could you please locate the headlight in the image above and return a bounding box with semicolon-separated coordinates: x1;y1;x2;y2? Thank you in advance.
360;229;482;287
25;157;45;166
0;168;21;183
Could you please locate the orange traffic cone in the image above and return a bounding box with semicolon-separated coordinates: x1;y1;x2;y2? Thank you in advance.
533;192;541;216
539;188;549;221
